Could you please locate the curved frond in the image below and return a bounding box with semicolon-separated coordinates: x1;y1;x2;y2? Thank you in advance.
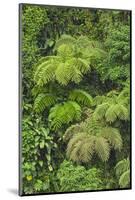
115;158;130;177
119;170;130;188
34;60;57;86
66;133;95;163
69;89;93;107
95;137;110;162
100;127;122;150
93;103;109;120
49;101;81;130
63;124;83;142
33;93;57;113
105;104;117;123
55;34;76;50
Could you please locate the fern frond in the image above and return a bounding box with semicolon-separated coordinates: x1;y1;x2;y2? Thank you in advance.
33;93;57;113
105;105;117;123
115;158;130;177
119;169;130;188
55;34;76;50
49;101;81;131
75;58;90;74
93;103;109;120
34;60;57;86
69;89;93;107
95;137;110;162
105;104;129;122
93;95;106;106
66;133;95;163
55;62;82;85
100;127;122;150
63;124;83;142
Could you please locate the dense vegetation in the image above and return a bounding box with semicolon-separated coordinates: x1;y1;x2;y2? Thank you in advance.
20;4;131;194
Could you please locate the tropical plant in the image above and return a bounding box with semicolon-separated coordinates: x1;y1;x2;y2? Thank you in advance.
57;160;104;192
64;117;122;164
93;86;130;123
115;158;130;188
34;34;106;86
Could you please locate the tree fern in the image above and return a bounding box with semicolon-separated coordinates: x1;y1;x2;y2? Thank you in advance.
99;127;122;150
48;101;81;131
95;137;110;162
115;158;130;188
93;88;129;123
33;93;57;113
63;124;83;142
65;118;122;164
54;34;76;50
34;34;106;86
68;89;93;107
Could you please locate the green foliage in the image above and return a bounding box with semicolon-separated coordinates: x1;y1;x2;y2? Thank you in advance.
33;93;57;113
115;158;130;188
57;160;103;192
22;115;57;194
65;117;122;164
69;89;93;107
21;5;131;194
93;87;129;123
34;34;106;86
49;101;81;131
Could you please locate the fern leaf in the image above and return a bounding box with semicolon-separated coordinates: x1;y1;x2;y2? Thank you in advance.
63;124;83;142
115;158;130;177
49;101;81;131
69;89;93;107
105;104;117;123
100;127;122;150
119;169;130;188
66;133;95;163
33;93;57;113
55;34;76;50
93;103;109;120
95;137;110;162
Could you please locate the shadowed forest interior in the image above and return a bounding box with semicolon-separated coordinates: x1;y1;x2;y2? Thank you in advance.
20;4;131;195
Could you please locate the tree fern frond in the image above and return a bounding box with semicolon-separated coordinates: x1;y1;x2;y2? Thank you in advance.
95;137;110;162
55;34;76;50
69;89;93;107
115;158;130;177
66;133;95;163
119;170;130;188
105;105;117;123
93;103;109;120
100;127;122;150
49;101;81;131
113;104;129;120
75;58;90;74
93;95;106;106
33;93;57;113
34;61;57;86
63;124;83;142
